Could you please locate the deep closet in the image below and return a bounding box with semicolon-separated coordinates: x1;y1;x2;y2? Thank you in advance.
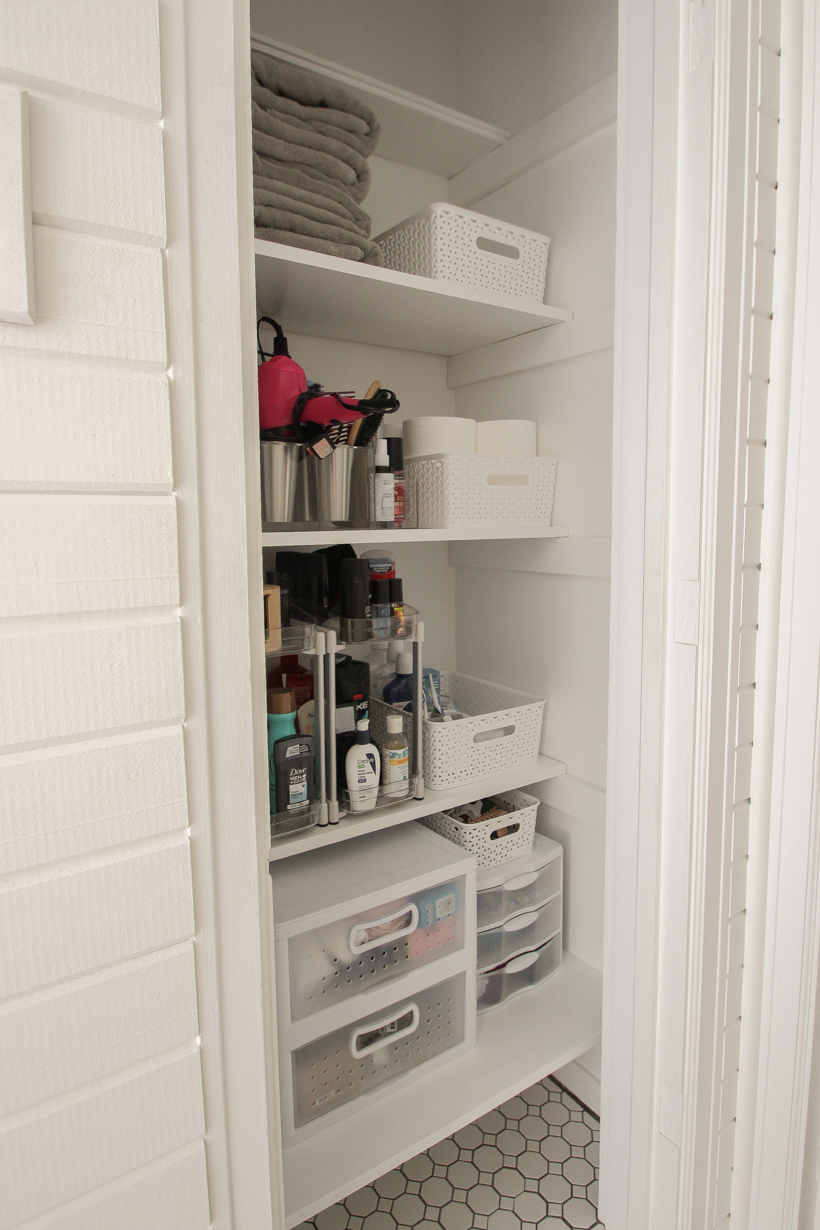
248;3;616;1224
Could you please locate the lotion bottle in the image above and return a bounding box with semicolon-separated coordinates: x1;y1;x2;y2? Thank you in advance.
345;718;381;812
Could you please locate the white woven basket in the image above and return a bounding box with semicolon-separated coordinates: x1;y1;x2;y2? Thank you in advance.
405;454;557;529
375;203;550;303
424;673;545;790
420;790;539;869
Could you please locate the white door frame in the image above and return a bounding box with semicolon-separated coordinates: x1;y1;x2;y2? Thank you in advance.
733;0;820;1223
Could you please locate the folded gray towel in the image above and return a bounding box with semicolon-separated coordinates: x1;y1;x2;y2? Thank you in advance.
253;153;370;220
251;52;381;146
255;225;383;264
254;181;370;238
252;80;377;158
250;50;382;263
252;118;371;203
255;202;383;264
251;100;371;198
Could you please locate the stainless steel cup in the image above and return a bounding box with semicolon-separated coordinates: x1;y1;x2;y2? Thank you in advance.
260;441;302;522
317;445;356;523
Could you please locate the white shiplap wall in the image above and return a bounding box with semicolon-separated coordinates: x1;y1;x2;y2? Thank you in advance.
0;3;210;1227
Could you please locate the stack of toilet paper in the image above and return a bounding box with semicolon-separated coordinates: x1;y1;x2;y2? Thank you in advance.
402;417;539;459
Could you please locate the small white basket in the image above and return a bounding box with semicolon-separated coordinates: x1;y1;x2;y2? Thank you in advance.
375;203;551;303
420;789;539;868
424;673;545;790
405;454;557;529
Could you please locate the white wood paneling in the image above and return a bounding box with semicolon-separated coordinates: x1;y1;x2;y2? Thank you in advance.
0;943;198;1115
0;0;162;117
0;356;172;490
0;726;187;872
28;96;165;245
0;616;183;749
449;535;611;579
0;86;35;324
27;1143;209;1230
448;307;614;388
0;495;179;615
0;1046;203;1229
0;227;166;363
0;838;194;999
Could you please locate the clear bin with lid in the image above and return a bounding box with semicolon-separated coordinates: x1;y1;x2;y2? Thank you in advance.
476;833;562;930
287;970;469;1132
270;823;476;1024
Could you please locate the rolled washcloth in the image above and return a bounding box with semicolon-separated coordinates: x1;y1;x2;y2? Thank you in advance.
250;51;383;263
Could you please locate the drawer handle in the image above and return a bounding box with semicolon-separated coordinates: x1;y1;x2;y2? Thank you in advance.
350;1002;420;1058
502;871;539;891
503;911;539;933
505;950;541;974
349;903;419;954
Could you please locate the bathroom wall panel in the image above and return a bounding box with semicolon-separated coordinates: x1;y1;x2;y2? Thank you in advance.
0;943;198;1116
0;728;188;873
0;495;179;616
0;356;172;491
540;804;605;972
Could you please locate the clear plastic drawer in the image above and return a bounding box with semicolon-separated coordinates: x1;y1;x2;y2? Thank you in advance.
477;934;562;1012
287;877;466;1020
477;894;562;971
291;971;467;1127
477;855;561;930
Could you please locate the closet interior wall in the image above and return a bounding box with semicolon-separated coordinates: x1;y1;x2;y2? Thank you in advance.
251;0;617;1111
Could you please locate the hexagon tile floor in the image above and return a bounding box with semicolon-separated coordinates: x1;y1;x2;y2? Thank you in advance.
296;1076;604;1230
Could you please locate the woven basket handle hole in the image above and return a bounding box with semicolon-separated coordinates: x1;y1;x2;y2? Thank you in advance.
490;822;520;841
476;236;520;261
487;474;529;487
473;724;516;744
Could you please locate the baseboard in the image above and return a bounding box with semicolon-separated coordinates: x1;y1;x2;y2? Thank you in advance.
552;1057;601;1117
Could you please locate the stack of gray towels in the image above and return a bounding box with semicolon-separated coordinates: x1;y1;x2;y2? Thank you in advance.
251;51;383;265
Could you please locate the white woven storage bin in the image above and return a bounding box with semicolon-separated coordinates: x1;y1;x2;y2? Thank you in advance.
375;203;551;303
405;454;557;529
420;789;539;868
424;673;545;790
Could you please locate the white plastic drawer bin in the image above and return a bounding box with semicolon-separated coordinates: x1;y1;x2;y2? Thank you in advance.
476;834;563;930
375;203;551;303
270;824;477;1025
420;789;538;868
287;969;469;1132
405;454;557;530
477;934;562;1012
477;893;562;971
424;673;545;790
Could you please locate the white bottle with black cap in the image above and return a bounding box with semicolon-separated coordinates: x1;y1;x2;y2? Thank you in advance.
345;717;381;812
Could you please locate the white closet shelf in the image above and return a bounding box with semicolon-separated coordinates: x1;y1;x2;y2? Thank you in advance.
268;755;565;862
261;525;569;547
282;951;601;1227
255;240;572;355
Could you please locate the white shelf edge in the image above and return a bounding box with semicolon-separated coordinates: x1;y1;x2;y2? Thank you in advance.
269;755;566;862
255;239;573;326
261;525;569;547
282;951;602;1226
250;33;510;143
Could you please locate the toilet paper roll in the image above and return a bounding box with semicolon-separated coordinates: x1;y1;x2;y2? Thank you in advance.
403;416;477;458
475;419;538;458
